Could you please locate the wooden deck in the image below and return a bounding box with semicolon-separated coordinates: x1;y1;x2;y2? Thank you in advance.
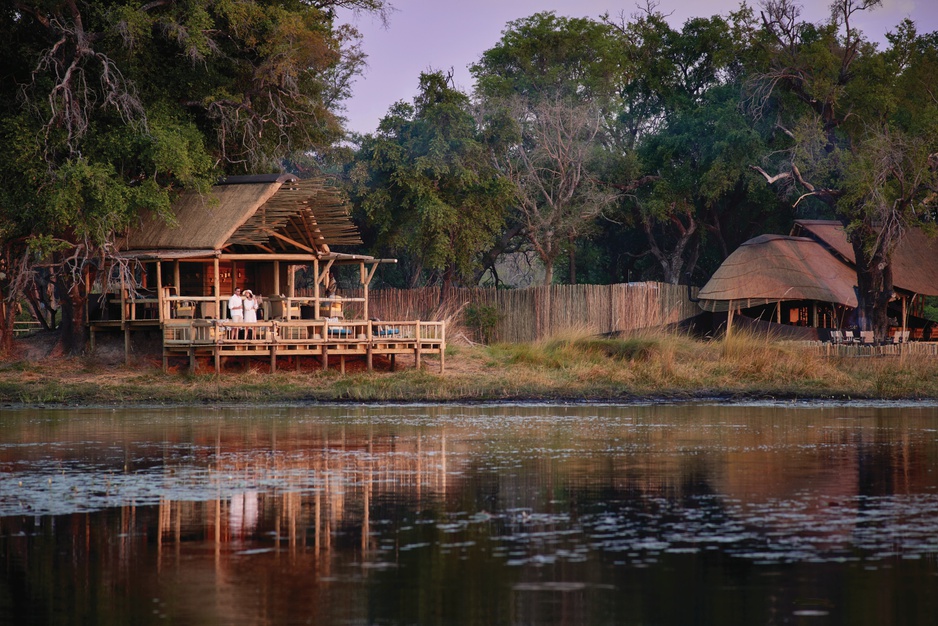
158;319;445;374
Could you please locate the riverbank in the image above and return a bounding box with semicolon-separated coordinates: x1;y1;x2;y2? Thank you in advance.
2;330;938;406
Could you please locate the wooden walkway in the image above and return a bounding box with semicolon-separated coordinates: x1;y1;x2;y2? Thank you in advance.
159;319;445;374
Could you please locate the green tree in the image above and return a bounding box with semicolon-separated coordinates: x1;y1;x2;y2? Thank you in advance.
596;6;785;285
0;0;387;353
472;12;632;285
748;0;938;341
347;71;513;289
635;82;789;284
495;96;619;286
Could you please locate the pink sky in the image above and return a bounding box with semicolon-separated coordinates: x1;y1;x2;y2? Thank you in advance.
338;0;938;135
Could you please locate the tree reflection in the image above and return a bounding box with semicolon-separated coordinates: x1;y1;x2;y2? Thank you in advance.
1;404;938;624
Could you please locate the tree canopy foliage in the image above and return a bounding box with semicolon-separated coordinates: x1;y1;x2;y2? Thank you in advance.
346;71;513;288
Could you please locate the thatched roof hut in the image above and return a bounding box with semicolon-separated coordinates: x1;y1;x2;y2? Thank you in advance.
698;220;938;333
96;174;395;327
697;235;859;313
122;174;362;256
792;220;938;297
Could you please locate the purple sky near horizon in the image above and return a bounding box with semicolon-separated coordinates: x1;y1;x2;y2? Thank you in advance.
338;0;938;135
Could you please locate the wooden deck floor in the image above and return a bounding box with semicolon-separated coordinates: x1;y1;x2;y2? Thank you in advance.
154;319;445;373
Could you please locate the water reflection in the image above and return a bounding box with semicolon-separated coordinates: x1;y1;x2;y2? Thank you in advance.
2;403;938;625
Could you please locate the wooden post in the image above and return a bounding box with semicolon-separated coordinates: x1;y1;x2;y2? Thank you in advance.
174;261;181;293
366;321;373;371
902;295;910;337
726;302;734;339
440;323;446;373
213;258;220;319
84;266;91;326
120;271;127;327
273;260;280;295
415;322;422;370
156;261;164;322
362;262;379;321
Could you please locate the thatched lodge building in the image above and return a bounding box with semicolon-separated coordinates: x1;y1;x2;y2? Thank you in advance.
697;220;938;342
89;174;444;372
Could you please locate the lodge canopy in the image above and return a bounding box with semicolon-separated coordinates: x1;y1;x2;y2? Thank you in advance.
793;220;938;297
121;174;363;256
698;220;938;313
697;234;859;313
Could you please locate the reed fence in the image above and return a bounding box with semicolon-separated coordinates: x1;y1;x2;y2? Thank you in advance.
297;282;700;344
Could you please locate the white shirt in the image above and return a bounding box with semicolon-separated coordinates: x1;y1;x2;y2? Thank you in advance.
228;293;243;319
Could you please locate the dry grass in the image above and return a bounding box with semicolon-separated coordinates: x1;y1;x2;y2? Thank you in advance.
2;328;938;405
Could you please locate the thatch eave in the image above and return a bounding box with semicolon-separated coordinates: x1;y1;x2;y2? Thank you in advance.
698;234;859;312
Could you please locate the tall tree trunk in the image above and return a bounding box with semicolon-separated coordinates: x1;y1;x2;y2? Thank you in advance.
852;238;894;343
54;266;88;355
543;258;554;286
473;223;525;285
441;264;455;302
0;298;13;355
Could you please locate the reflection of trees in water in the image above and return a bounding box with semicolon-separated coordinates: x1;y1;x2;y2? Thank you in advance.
3;405;938;624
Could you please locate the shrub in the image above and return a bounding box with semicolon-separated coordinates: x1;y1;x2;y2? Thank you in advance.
465;304;501;344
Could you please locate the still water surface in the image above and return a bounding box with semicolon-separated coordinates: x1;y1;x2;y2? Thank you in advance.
2;402;938;625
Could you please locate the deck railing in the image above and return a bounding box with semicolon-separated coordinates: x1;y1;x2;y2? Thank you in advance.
161;318;446;373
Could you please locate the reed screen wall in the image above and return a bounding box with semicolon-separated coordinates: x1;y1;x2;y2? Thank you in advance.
299;282;700;343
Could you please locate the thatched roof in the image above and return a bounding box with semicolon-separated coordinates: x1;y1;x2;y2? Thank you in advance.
122;175;362;254
697;235;859;312
792;220;938;296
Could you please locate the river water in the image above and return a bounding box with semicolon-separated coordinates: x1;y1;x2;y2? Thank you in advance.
1;402;937;625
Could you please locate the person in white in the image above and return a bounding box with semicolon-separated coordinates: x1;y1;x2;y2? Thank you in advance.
242;290;260;323
228;287;243;322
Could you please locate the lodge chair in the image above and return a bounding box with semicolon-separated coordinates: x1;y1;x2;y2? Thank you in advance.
843;330;856;343
175;301;195;319
268;296;297;320
860;331;874;344
830;330;843;344
201;301;217;319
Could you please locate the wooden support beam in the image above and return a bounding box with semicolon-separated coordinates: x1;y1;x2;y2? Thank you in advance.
260;227;316;254
317;259;335;286
213;257;220;319
156;261;164;322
